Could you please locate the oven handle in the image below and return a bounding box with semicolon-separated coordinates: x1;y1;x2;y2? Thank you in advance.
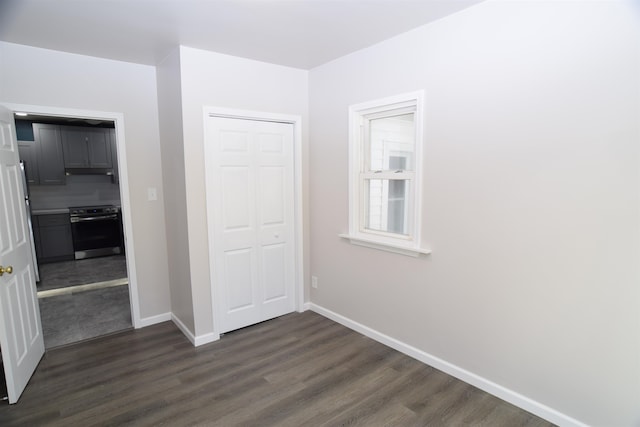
70;214;119;223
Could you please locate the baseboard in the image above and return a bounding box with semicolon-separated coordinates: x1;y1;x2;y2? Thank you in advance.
171;313;196;345
194;332;219;347
309;303;586;427
136;312;172;328
171;313;219;347
301;302;311;312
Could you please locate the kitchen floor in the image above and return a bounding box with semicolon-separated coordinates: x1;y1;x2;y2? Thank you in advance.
37;255;127;291
37;255;131;349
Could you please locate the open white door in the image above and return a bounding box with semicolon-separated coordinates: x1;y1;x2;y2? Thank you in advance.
0;105;45;403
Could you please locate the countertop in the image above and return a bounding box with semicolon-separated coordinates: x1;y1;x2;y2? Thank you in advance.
31;208;70;215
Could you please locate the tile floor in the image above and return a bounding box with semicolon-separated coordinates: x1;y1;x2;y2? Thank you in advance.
37;255;128;291
39;285;131;348
37;255;132;349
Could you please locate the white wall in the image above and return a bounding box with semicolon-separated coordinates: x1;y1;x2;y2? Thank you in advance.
177;46;309;337
0;42;171;322
156;48;194;331
308;1;640;426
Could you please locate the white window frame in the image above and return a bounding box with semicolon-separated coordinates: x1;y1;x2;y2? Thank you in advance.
340;91;431;257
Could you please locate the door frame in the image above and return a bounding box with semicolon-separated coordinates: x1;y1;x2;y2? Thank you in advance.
203;106;304;337
0;102;142;328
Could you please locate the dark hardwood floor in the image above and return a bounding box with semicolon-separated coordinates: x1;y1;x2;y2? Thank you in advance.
0;311;555;426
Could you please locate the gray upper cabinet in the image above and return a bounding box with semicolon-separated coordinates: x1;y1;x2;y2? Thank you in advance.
61;126;112;168
60;127;87;168
32;123;66;185
17;140;40;184
88;129;112;167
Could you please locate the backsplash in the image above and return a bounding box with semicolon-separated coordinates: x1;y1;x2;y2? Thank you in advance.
30;175;121;209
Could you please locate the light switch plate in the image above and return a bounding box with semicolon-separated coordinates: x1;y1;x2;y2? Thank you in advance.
147;187;157;201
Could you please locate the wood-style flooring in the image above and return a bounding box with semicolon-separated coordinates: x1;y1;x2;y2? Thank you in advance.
0;311;555;426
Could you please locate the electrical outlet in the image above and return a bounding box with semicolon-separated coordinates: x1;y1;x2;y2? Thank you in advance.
147;187;157;201
311;276;318;289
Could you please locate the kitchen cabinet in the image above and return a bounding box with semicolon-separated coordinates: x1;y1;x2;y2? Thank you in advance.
31;124;66;185
17;140;39;184
61;126;112;169
109;128;119;184
33;213;74;263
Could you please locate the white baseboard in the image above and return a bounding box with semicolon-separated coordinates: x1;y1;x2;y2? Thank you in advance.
309;303;586;427
194;332;219;347
301;302;311;311
171;313;196;345
171;313;219;347
136;312;172;328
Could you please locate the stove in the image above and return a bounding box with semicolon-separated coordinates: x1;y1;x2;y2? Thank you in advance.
69;205;123;260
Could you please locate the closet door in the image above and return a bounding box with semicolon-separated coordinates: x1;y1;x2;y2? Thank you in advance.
207;116;295;333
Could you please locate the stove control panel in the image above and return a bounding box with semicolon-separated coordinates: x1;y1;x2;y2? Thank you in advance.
69;206;120;216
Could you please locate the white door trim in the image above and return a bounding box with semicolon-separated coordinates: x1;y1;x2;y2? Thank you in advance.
203;106;304;337
0;103;142;328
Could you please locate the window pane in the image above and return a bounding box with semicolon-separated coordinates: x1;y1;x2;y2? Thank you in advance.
368;113;415;172
365;179;410;235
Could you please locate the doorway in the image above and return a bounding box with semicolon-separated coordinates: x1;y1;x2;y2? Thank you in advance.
7;106;138;349
205;109;304;335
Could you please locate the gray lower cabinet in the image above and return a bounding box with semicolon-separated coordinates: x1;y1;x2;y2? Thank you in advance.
29;124;66;185
33;214;74;263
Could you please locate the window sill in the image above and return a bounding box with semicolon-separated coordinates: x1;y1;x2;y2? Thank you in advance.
339;234;431;258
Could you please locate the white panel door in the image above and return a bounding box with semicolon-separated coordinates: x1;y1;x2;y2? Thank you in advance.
0;105;45;403
208;116;295;333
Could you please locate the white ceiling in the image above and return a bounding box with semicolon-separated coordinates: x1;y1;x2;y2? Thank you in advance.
0;0;483;69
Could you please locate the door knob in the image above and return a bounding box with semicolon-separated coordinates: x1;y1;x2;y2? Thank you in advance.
0;265;13;276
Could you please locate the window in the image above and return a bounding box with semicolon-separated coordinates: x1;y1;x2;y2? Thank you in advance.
340;91;430;257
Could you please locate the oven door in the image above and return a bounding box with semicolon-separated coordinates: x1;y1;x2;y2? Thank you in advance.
70;214;122;259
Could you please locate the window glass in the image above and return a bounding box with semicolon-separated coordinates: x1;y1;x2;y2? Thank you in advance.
368;113;415;172
364;179;410;235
